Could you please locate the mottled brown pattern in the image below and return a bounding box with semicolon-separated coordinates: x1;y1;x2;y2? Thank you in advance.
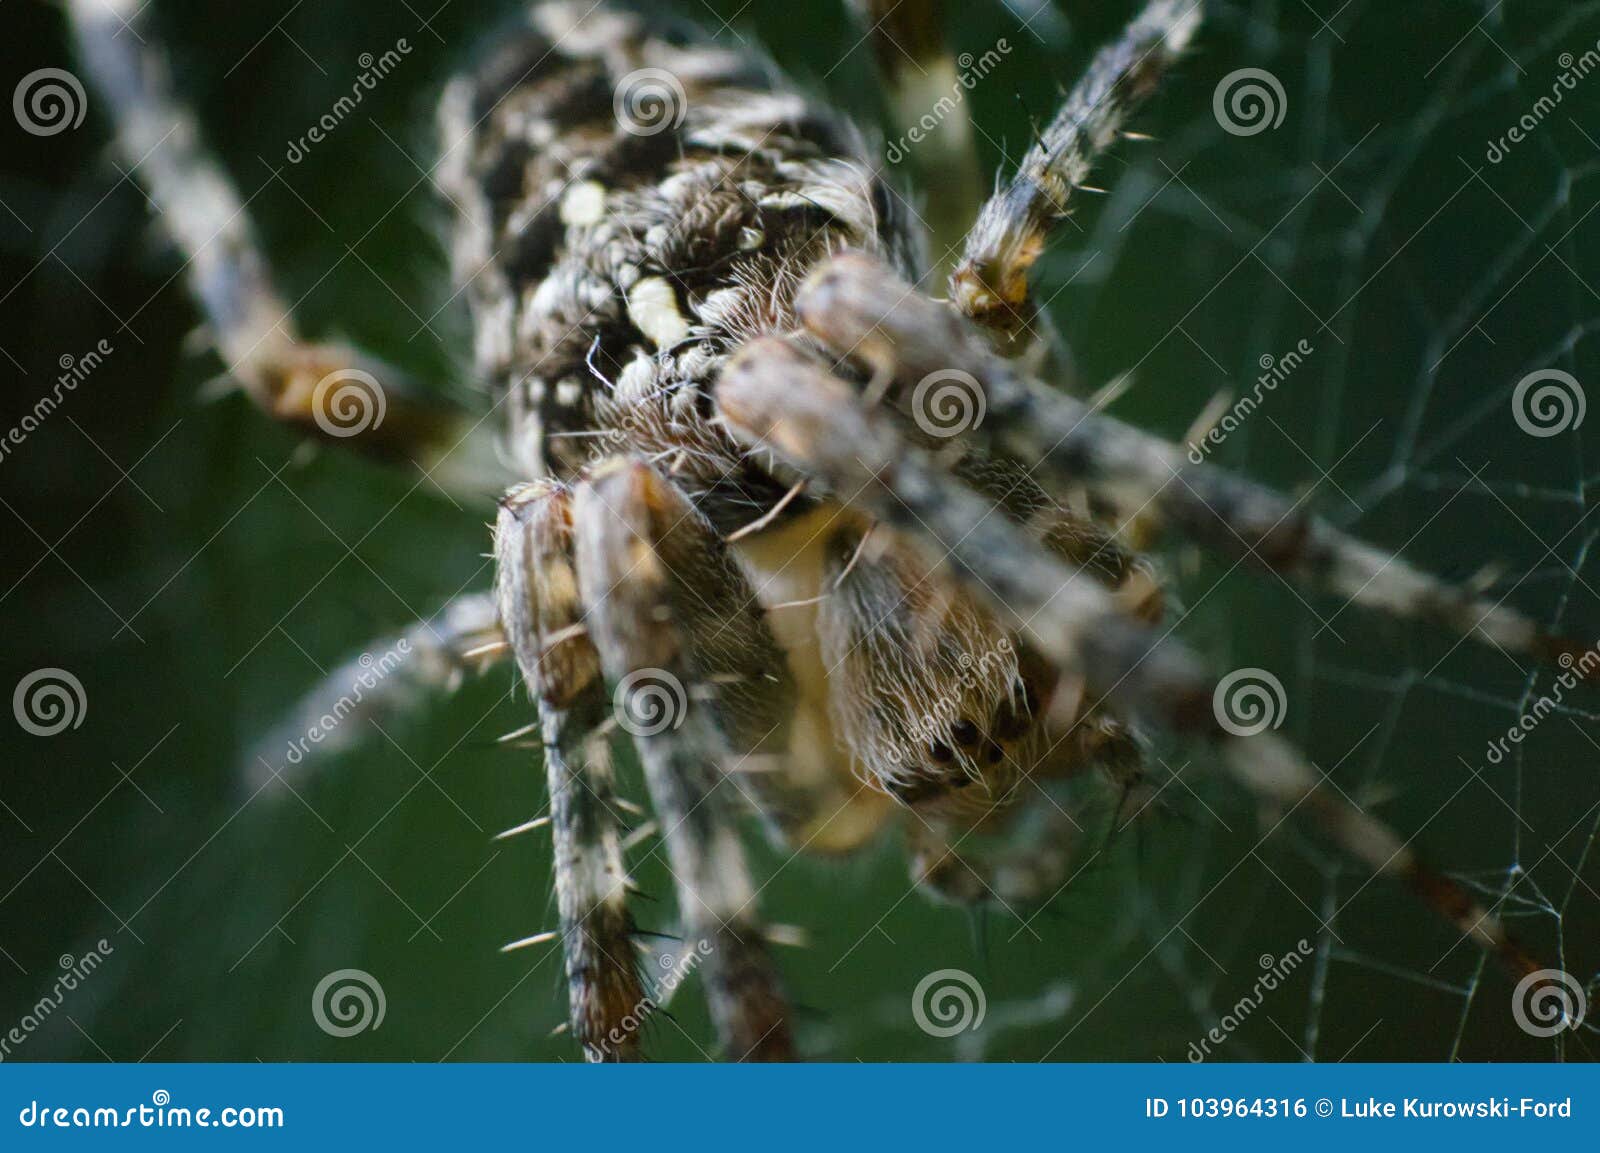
72;0;1573;1061
438;2;909;529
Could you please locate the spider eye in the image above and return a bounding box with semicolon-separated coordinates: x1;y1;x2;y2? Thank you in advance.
993;701;1029;741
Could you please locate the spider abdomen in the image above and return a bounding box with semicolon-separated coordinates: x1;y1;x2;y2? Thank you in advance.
440;0;913;532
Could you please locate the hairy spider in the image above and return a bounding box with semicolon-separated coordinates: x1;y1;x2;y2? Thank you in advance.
68;0;1584;1061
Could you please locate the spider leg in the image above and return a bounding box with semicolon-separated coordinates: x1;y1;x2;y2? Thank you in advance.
572;460;795;1060
950;0;1203;351
66;0;497;492
717;339;1547;980
497;482;648;1061
795;253;1582;665
721;336;1237;730
846;0;983;276
242;592;505;794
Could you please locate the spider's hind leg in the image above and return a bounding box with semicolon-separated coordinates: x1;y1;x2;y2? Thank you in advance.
572;461;798;1060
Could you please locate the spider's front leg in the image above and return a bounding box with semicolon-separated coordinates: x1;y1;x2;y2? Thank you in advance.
797;253;1581;666
571;461;798;1061
497;483;648;1062
951;0;1204;351
717;340;1548;982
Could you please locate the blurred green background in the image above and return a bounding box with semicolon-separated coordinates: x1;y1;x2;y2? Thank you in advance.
2;0;1598;1061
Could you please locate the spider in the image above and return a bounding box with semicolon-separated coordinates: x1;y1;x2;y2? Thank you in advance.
67;0;1584;1060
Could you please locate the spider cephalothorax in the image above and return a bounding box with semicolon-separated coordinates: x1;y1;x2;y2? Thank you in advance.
70;0;1584;1062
